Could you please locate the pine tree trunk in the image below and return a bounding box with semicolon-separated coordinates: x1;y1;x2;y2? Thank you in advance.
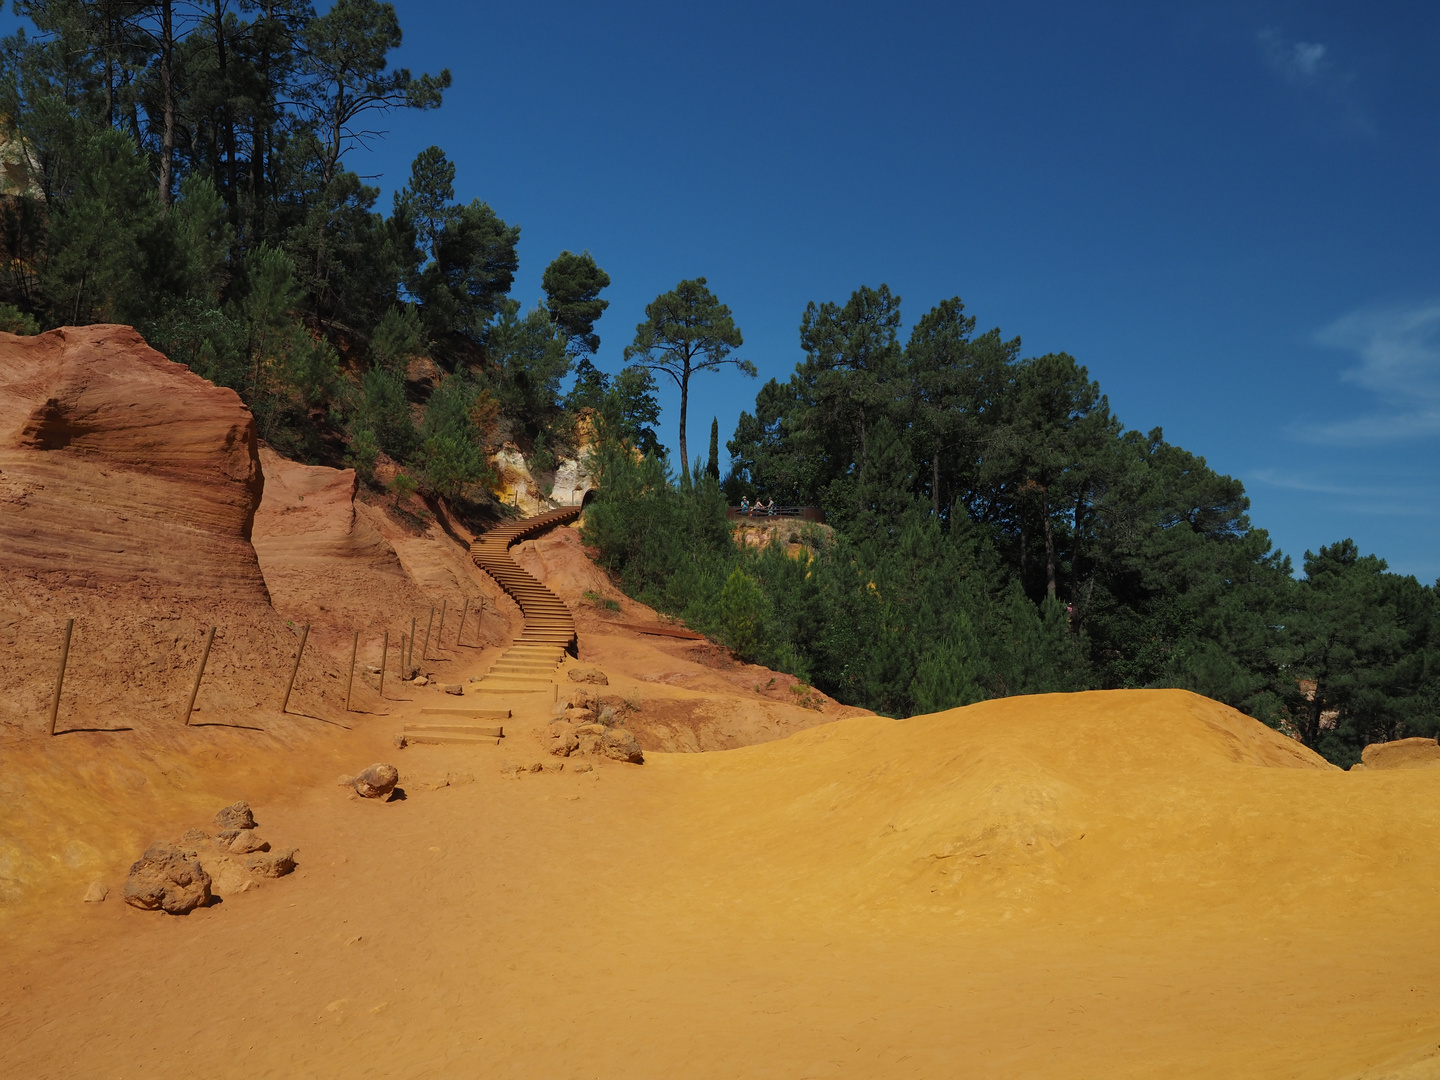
932;433;941;518
1043;488;1057;599
158;0;175;207
677;364;690;484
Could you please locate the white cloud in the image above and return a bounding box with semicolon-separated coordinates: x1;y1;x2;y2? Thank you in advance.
1255;27;1372;135
1297;302;1440;443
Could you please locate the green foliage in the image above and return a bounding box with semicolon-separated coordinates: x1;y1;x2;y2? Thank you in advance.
706;417;720;480
415;372;492;498
716;567;770;660
0;303;40;334
371;304;426;371
542;250;610;355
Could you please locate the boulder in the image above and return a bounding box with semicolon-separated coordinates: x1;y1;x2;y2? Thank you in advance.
207;859;258;897
229;831;270;855
574;723;607;737
246;849;297;878
578;734;603;756
569;689;598;710
565;707;595;724
351;762;399;799
214;801;255;831
549;729;579;757
123;842;212;914
567;667;609;686
602;728;644;764
443;683;464;696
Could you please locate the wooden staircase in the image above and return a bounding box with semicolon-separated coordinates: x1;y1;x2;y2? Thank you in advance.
467;507;582;696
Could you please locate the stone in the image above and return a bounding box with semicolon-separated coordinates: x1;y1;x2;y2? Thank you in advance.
527;762;544;773
123;842;212;914
571;762;594;774
578;735;603;756
569;688;598;710
178;828;211;844
602;728;644;764
402;665;420;680
351;762;399;799
549;729;578;757
446;771;475;787
413;676;429;687
543;762;564;773
83;881;108;903
574;723;607;737
565;707;595;724
598;705;617;727
567;666;609;686
499;761;525;777
364;665;381;675
214;801;255;831
216;829;241;843
208;859;257;896
393;733;409;749
246;849;297;878
443;683;464;696
229;831;270;855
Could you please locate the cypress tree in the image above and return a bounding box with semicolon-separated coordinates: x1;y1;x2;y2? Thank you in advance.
707;417;721;480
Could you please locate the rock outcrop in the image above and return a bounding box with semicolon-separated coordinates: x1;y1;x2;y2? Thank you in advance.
123;842;212;914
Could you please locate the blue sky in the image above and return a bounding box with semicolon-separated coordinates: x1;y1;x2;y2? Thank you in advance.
363;1;1440;579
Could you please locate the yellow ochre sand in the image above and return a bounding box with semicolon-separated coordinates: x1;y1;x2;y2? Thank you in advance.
4;688;1440;1079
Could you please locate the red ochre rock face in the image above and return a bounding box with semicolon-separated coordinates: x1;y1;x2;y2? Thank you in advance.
0;324;267;599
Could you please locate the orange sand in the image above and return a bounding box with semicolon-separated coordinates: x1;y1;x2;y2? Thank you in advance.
5;688;1440;1079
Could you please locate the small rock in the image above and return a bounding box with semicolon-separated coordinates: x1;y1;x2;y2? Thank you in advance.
124;843;212;914
598;706;617;726
443;683;464;696
499;761;525;777
83;881;108;903
527;762;544;773
352;762;399;799
574;723;607;737
602;728;644;764
393;733;409;749
217;828;241;843
565;708;595;724
229;831;270;855
402;665;420;680
446;771;475;786
178;828;211;844
207;858;258;897
567;666;609;686
569;689;598;710
543;761;564;773
549;730;578;757
413;676;429;687
246;849;297;878
571;762;594;774
365;665;381;675
578;735;603;756
214;801;255;831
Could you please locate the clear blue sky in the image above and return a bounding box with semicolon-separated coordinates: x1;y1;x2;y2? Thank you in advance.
366;1;1440;579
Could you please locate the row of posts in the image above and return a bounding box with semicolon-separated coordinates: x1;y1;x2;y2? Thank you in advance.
42;596;480;736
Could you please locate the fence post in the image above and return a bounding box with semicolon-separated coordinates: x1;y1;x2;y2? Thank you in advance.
182;625;216;726
437;599;447;651
408;617;416;670
457;598;469;646
379;630;389;700
280;624;310;714
421;606;434;663
47;618;73;737
345;630;359;712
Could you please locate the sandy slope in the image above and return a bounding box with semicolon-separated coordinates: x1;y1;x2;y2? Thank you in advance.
5;690;1440;1079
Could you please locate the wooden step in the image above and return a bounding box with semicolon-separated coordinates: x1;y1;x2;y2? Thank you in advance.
405;722;504;738
468;682;556;695
419;707;510;719
400;731;501;746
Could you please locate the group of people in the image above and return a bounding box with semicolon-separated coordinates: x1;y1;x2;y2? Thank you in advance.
739;497;778;517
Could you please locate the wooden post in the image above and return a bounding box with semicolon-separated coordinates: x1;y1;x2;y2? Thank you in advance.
47;618;73;737
421;606;434;662
379;630;389;699
399;633;407;677
457;598;469;646
408;616;416;670
437;599;447;651
280;623;310;713
182;625;216;726
344;630;358;712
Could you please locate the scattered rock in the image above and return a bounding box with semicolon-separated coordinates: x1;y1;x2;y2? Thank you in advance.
571;762;594;774
351;762;400;799
123;842;212;914
229;831;271;855
447;771;475;787
569;688;598;710
527;762;544;773
83;881;108;903
217;829;241;843
208;860;258;896
402;666;420;680
543;762;564;773
598;705;617;726
214;801;255;831
246;849;297;878
178;828;211;844
393;733;409;749
578;735;603;756
364;665;381;675
550;729;579;757
565;707;595;724
602;728;644;764
443;683;464;696
500;761;525;777
574;723;607;737
567;666;609;686
413;676;429;687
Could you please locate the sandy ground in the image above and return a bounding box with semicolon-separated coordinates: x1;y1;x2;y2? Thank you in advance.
5;686;1440;1079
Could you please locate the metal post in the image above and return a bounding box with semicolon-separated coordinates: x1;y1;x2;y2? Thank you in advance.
280;623;310;713
437;599;447;651
457;598;469;646
379;630;389;699
47;618;73;737
183;625;216;726
421;606;434;663
344;630;358;711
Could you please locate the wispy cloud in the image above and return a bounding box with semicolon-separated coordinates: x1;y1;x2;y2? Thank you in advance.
1295;302;1440;443
1255;27;1372;135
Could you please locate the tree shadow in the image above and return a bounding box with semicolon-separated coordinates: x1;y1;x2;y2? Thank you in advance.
190;721;266;731
55;726;135;735
283;709;352;729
